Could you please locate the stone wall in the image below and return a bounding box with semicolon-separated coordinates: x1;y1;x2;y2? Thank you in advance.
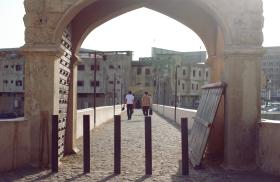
0;118;29;172
258;120;280;176
152;104;196;129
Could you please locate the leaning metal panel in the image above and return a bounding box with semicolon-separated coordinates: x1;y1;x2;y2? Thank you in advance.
189;82;226;167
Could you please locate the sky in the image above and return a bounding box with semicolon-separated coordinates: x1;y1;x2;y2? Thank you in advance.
0;0;279;60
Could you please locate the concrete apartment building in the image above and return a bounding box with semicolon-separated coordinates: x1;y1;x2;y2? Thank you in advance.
0;48;24;117
129;58;154;108
261;47;280;101
130;48;210;109
154;49;209;108
77;49;132;109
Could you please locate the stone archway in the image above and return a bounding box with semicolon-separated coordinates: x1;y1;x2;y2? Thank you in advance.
22;0;263;170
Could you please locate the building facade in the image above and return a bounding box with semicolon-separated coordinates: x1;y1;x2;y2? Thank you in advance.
0;48;24;117
130;48;210;109
77;49;132;109
261;47;280;102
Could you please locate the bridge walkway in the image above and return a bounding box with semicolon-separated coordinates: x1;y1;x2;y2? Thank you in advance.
0;110;279;181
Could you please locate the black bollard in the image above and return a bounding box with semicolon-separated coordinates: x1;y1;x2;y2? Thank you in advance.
52;115;59;173
145;116;152;175
181;118;189;175
83;115;90;173
114;115;121;174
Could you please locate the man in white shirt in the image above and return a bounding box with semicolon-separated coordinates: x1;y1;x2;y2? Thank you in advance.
125;91;134;120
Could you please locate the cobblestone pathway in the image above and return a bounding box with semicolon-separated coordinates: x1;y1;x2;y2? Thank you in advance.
0;110;279;181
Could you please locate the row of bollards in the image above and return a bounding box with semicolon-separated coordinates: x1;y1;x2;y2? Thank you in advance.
51;115;189;176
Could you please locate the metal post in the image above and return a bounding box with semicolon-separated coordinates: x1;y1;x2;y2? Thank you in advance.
114;73;116;115
163;81;165;113
120;82;122;107
114;115;121;174
145;116;152;175
181;118;189;175
94;52;97;127
52;115;58;173
83;115;90;173
175;66;178;122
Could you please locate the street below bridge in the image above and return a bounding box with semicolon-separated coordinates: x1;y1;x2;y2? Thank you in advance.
0;110;279;181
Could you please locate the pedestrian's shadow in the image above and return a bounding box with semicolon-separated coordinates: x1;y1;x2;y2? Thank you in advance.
66;173;84;181
135;175;150;182
98;173;117;182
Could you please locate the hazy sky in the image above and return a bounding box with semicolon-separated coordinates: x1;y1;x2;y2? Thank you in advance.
0;0;279;60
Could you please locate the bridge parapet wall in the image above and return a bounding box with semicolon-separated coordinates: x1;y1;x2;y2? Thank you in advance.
152;104;196;129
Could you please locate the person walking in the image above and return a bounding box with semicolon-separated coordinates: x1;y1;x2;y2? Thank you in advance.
141;91;151;116
125;91;134;120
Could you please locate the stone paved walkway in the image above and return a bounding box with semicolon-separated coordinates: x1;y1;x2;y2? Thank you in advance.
0;110;279;181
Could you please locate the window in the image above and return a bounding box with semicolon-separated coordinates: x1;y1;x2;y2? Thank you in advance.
199;71;201;77
109;81;114;84
16;80;22;86
145;68;150;75
178;80;180;85
182;83;185;90
11;80;14;84
109;65;114;69
193;70;196;77
137;67;142;75
90;81;100;87
183;69;186;75
196;84;198;90
4;65;8;68
78;65;85;71
192;83;194;90
153;80;156;86
3;80;8;84
206;71;208;78
77;80;84;86
16;65;22;71
117;81;120;84
91;65;100;71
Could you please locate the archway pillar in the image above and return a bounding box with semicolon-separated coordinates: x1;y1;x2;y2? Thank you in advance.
64;55;79;154
223;48;263;169
21;45;62;167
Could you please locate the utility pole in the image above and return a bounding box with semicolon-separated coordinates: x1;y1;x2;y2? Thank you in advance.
93;51;97;127
163;81;166;113
113;73;116;115
175;66;178;123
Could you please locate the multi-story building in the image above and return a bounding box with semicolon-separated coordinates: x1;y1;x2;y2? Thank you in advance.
153;48;209;108
261;47;280;101
131;48;210;109
77;49;132;109
129;58;154;108
0;48;24;117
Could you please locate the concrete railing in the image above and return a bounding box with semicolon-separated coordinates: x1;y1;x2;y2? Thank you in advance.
76;105;122;139
258;119;280;176
261;112;280;121
0;117;29;172
152;104;197;129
